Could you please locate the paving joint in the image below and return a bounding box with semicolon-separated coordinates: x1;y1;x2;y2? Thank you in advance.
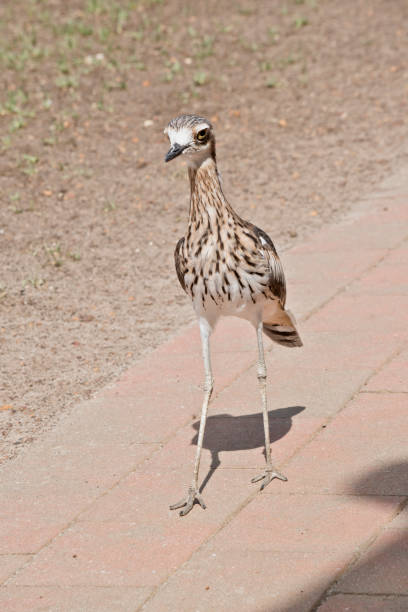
301;232;408;325
311;496;408;611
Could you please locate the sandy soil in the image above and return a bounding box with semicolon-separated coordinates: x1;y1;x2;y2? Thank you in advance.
1;0;408;463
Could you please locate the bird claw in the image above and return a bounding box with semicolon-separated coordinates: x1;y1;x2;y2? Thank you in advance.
251;467;287;491
169;487;206;517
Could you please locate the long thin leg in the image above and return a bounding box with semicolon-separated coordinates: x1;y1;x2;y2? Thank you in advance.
251;322;287;490
170;318;213;516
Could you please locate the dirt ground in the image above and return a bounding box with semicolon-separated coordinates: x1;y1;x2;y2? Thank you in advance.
1;0;408;464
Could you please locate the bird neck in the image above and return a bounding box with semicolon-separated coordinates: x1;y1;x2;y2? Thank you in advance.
188;157;235;226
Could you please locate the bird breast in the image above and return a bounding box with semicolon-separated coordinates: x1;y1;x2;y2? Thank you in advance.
182;227;271;318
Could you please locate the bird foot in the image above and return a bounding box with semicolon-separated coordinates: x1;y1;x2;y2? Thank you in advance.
169;487;206;517
251;466;287;491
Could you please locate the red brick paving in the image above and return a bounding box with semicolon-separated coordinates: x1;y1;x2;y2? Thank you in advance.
334;528;408;595
318;594;408;612
138;545;346;612
1;174;407;610
364;349;408;393
0;558;31;586
0;586;151;612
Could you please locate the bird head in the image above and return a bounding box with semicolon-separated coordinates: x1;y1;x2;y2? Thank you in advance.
164;114;215;167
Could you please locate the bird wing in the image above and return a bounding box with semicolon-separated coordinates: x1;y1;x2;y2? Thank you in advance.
243;223;301;346
174;237;187;293
245;222;287;306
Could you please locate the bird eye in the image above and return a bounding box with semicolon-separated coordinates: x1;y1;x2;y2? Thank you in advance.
196;129;208;141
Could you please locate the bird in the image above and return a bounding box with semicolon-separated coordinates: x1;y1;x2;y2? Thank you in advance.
164;114;302;516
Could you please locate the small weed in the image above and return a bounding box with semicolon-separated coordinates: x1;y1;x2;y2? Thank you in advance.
259;60;273;72
219;24;234;33
76;167;94;179
238;7;255;16
68;252;81;261
180;90;191;104
193;71;207;86
294;17;309;28
23;277;45;288
21;154;39;175
193;35;215;59
58;59;70;74
4;89;28;113
164;58;181;82
279;54;297;67
267;27;280;43
116;8;128;34
23;155;39;164
130;57;146;70
87;0;109;15
2;136;12;149
239;38;259;53
153;24;166;42
98;27;110;42
2;89;34;131
43;243;63;267
130;30;144;41
170;59;181;74
2;49;29;71
266;76;278;88
104;79;127;91
104;199;116;211
55;75;79;89
60;20;93;37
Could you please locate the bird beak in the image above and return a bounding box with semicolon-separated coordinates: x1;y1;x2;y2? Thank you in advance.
165;143;188;162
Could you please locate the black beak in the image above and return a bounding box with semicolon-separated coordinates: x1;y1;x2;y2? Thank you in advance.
165;143;187;162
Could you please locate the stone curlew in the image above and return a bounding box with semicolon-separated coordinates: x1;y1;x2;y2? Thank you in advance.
164;114;302;516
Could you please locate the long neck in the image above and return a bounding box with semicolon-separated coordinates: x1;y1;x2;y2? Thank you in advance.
188;157;235;229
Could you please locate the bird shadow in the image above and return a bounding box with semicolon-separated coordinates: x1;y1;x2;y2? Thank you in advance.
190;406;305;493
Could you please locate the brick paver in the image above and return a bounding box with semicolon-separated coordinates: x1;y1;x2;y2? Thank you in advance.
0;586;151;612
318;594;408;612
334;529;408;595
1;167;407;611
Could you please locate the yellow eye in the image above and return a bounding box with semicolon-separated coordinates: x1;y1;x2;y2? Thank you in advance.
197;129;208;141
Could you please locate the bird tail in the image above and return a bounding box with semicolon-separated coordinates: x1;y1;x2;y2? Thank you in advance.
262;302;303;348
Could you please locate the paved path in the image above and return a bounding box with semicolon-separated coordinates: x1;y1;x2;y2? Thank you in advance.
1;167;408;612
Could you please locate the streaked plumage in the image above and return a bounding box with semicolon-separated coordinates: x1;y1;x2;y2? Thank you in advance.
165;114;302;516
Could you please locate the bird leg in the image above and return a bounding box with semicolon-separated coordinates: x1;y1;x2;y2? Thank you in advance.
251;322;287;490
170;320;213;516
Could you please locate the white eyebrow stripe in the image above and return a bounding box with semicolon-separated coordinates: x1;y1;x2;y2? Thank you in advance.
168;126;193;147
195;123;210;133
